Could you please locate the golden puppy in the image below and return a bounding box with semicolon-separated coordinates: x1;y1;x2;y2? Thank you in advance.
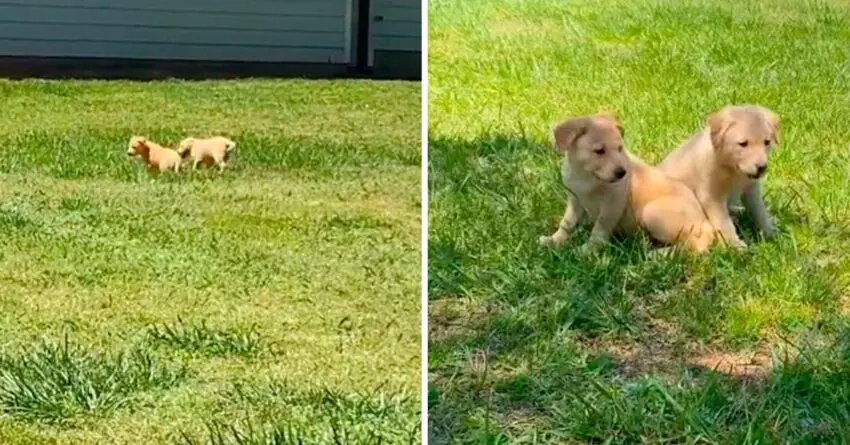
126;136;182;173
176;136;236;172
659;105;779;249
539;113;716;253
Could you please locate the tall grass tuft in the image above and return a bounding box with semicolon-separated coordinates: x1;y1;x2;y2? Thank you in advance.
147;318;265;358
0;337;187;423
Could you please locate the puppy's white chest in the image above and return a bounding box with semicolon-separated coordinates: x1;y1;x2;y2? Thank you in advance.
565;179;616;219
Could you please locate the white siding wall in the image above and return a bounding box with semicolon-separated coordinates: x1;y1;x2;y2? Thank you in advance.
0;0;351;63
371;0;420;53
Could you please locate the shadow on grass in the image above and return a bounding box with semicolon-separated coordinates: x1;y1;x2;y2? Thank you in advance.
428;134;850;443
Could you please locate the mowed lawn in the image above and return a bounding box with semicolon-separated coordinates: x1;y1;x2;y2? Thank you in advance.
429;0;850;443
0;79;420;444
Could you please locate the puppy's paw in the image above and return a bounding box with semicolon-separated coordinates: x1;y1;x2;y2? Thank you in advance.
761;223;778;240
714;231;746;250
579;242;603;256
649;246;675;259
538;235;554;248
729;239;748;251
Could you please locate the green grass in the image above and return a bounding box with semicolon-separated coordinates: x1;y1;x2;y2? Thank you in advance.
146;319;264;359
428;0;850;443
179;381;419;444
0;337;186;424
0;78;420;444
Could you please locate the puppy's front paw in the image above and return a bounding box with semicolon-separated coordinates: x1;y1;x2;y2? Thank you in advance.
729;238;748;251
579;242;603;256
649;246;675;259
538;235;554;248
761;223;778;240
714;231;746;250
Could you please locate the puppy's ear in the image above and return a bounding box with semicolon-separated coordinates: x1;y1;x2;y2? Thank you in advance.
759;107;780;145
707;109;733;149
178;138;194;153
553;118;588;152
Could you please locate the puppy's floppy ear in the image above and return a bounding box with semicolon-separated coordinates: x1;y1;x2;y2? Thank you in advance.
177;138;194;153
759;106;780;145
707;109;733;149
553;118;588;152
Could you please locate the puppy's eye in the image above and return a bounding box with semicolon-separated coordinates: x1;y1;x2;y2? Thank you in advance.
617;145;623;152
738;141;749;148
593;147;605;155
764;139;771;146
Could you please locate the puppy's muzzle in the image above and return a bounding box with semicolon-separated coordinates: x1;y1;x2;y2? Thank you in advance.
614;167;627;179
596;167;628;184
605;166;627;182
748;164;768;179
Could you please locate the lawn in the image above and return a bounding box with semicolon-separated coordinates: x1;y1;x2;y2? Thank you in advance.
428;0;850;443
0;79;421;444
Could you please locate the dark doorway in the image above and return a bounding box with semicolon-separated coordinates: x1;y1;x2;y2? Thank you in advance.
355;0;372;74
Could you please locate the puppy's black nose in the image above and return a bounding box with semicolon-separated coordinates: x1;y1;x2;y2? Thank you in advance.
755;164;768;177
614;167;627;179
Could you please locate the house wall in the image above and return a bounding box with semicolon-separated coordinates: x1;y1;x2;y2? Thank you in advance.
370;0;421;79
0;0;351;64
371;0;420;53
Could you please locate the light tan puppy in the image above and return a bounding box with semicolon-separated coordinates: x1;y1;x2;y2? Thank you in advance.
659;105;779;249
539;114;717;253
176;136;237;172
126;136;182;173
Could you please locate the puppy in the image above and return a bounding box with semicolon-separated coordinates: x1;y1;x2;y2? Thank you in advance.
659;105;779;249
539;113;717;253
176;136;236;172
126;136;182;173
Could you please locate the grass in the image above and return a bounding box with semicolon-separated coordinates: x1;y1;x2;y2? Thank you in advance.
146;319;264;359
0;78;420;444
428;0;850;443
179;381;420;444
0;337;186;424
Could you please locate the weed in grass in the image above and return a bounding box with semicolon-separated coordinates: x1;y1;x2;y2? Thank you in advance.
0;336;187;424
178;382;420;445
147;319;265;359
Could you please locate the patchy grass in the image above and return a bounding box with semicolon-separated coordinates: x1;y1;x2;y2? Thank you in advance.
428;0;850;443
146;319;264;359
0;79;420;444
178;381;420;444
